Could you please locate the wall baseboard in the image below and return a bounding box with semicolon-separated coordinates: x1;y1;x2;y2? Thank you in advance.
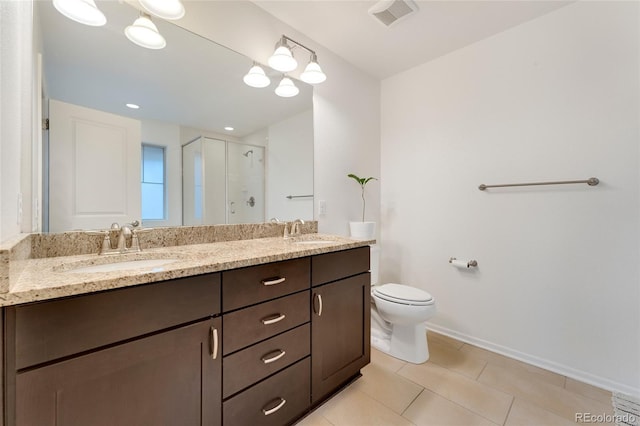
425;323;640;398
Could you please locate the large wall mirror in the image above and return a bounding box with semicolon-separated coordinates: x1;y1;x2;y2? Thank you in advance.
35;0;314;232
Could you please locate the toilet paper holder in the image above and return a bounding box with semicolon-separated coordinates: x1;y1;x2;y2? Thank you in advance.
449;257;478;268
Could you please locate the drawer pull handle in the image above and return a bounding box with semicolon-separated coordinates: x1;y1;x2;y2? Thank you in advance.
261;313;286;325
262;277;286;286
262;398;287;416
261;349;286;364
314;293;323;316
210;327;219;360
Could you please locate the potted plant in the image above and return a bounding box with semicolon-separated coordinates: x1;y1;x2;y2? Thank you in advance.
348;173;377;240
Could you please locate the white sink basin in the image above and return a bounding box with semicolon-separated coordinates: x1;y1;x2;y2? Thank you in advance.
63;258;180;274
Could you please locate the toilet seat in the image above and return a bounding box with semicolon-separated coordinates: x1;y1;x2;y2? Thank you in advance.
373;283;434;306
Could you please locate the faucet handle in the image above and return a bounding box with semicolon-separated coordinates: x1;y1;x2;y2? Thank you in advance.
86;230;112;254
130;227;152;252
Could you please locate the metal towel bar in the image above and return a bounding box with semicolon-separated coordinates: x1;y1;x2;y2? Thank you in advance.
286;194;314;199
478;177;599;191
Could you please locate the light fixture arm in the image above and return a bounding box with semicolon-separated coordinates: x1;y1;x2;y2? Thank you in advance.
279;35;317;58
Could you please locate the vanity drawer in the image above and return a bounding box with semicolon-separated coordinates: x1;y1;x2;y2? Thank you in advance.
222;257;310;312
223;323;310;398
10;273;221;370
312;246;370;286
223;291;309;355
223;357;310;426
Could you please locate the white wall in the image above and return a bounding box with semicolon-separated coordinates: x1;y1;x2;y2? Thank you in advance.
177;1;380;236
0;1;34;242
380;1;639;394
266;109;314;222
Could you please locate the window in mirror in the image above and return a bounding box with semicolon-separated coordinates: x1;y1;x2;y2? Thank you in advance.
141;144;166;221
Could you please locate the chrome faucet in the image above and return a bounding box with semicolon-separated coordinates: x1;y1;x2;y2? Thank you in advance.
90;221;145;255
289;219;305;237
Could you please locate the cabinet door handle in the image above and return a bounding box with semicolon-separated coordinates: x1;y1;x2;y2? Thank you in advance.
261;349;286;364
210;327;219;360
261;313;286;325
262;398;287;416
314;293;323;316
262;277;286;286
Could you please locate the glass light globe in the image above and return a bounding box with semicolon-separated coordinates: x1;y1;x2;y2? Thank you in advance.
300;60;327;84
243;65;271;88
268;46;298;73
125;14;166;50
139;0;185;20
53;0;106;26
275;77;299;98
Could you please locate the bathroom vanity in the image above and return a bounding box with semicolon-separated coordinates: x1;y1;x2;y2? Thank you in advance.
0;230;371;425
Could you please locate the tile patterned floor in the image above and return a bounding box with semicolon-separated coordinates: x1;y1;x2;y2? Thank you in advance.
297;332;613;426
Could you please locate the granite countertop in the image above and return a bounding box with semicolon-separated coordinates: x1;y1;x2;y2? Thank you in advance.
0;234;373;307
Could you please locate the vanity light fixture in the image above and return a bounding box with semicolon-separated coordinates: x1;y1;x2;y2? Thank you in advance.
300;53;327;84
125;12;166;50
243;63;271;88
52;0;106;26
138;0;185;20
268;35;326;85
275;76;300;98
268;36;298;73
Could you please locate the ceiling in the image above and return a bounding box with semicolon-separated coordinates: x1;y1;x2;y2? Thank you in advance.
253;0;573;79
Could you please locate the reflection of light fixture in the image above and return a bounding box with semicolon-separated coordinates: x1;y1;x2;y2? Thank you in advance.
52;0;106;26
300;53;327;84
125;12;166;50
138;0;185;20
268;36;298;72
275;76;299;98
126;103;140;109
243;63;271;88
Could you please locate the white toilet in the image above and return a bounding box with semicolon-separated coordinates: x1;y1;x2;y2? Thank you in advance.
370;246;437;364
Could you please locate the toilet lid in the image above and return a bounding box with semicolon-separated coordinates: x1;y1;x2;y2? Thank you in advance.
373;283;434;306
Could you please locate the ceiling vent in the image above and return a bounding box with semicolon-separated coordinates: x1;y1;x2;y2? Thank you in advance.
368;0;419;27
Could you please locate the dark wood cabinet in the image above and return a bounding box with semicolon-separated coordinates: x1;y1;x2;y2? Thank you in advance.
4;245;371;425
311;248;371;404
15;318;221;426
5;274;222;426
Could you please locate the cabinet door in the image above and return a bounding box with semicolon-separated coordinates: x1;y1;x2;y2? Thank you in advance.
311;273;370;404
15;318;222;426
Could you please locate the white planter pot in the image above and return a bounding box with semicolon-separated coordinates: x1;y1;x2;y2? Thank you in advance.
349;221;376;240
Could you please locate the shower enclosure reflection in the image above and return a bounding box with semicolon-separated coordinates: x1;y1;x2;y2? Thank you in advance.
183;138;265;225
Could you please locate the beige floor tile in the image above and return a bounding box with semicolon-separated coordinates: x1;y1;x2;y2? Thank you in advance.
398;361;513;425
353;361;424;414
478;363;613;422
372;347;408;373
505;398;576;426
427;339;487;380
295;410;334;426
319;386;416;426
565;377;612;404
427;331;465;350
403;389;498;426
460;344;566;388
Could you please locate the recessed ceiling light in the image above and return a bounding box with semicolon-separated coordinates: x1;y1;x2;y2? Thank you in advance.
224;126;234;131
126;103;140;109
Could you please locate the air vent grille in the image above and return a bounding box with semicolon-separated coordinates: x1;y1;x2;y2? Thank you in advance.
369;0;418;27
